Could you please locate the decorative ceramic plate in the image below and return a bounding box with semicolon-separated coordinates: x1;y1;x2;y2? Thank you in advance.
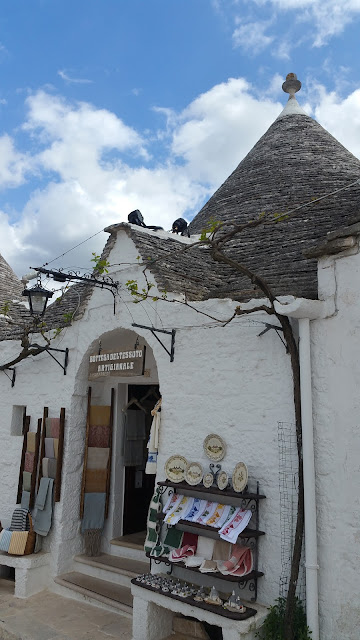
217;470;228;491
232;462;248;493
203;472;214;488
203;434;226;462
165;455;188;483
185;462;203;486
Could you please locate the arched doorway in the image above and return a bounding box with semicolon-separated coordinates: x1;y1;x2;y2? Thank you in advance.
83;327;159;549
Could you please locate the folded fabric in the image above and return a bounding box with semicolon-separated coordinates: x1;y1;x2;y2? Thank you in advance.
165;496;192;525
26;432;36;453
21;491;30;510
184;499;208;523
187;535;215;567
53;439;59;459
48;458;57;479
196;501;218;525
0;529;12;552
88;424;110;448
23;471;32;492
182;498;196;521
8;531;28;555
89;406;111;427
212;539;231;562
46;417;60;438
182;532;198;548
145;412;160;475
163;493;184;515
10;508;29;531
219;509;252;543
170;544;197;562
81;492;106;533
185;555;205;567
42;457;49;477
87;447;110;470
199;559;218;573
163;527;184;549
85;469;107;493
217;544;253;576
216;505;234;529
24;451;35;473
206;503;226;528
45;438;55;458
33;478;54;536
144;487;162;553
182;497;200;521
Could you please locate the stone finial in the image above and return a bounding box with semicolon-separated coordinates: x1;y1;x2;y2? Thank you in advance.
282;73;301;99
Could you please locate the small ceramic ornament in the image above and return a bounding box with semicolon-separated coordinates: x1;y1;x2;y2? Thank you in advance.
235;595;246;613
204;585;223;606
194;586;206;602
224;590;237;610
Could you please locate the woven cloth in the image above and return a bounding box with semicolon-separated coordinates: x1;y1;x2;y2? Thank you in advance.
217;544;253;576
33;478;54;536
53;439;59;459
21;491;30;510
144;487;162;553
24;451;35;473
45;438;55;458
0;530;12;552
45;417;60;438
23;471;31;492
206;503;226;528
87;447;110;470
8;531;28;555
26;432;36;453
163;527;183;549
89;406;111;427
88;424;110;448
81;493;106;533
165;496;192;525
219;509;252;543
9;508;30;532
163;493;183;515
145;412;160;475
196;501;218;525
85;469;107;493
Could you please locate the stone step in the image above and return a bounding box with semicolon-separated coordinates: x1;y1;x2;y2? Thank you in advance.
54;571;133;617
73;553;149;587
110;537;147;562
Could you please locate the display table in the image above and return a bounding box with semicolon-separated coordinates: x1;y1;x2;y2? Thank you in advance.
131;582;268;640
0;551;49;598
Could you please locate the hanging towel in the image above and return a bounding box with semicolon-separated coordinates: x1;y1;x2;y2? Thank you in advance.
24;451;35;473
48;458;57;480
206;503;226;528
184;498;208;523
8;532;28;555
196;501;218;525
42;458;50;477
89;406;111;427
150;543;171;558
9;508;29;531
212;539;231;562
217;544;253;576
163;527;184;550
81;493;106;533
199;559;218;573
21;491;31;510
145;411;160;475
53;439;59;459
144;487;162;553
27;432;36;453
46;417;60;438
216;504;234;529
33;478;54;536
88;424;110;448
23;471;32;492
87;447;110;470
85;469;107;493
165;496;192;525
163;493;184;515
0;529;12;552
45;438;55;458
219;509;252;543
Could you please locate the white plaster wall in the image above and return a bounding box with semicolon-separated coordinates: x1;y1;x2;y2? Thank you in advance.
312;250;360;640
0;229;296;608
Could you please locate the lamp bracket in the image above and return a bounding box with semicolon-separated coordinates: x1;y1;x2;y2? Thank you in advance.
258;323;287;351
1;367;16;387
44;347;69;375
131;323;176;362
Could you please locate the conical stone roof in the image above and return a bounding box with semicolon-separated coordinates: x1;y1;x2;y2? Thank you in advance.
189;81;360;299
0;253;23;307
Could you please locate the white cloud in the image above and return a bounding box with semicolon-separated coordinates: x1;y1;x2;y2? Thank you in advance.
58;70;92;84
232;19;274;53
1;79;360;278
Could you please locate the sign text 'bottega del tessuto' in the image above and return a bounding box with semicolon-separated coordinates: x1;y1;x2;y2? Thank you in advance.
88;346;146;379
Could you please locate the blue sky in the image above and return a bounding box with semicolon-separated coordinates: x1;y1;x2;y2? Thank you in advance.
1;0;360;276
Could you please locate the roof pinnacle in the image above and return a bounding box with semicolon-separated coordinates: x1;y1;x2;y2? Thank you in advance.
282;73;301;100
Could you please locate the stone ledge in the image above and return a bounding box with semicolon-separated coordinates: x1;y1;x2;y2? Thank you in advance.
0;552;49;569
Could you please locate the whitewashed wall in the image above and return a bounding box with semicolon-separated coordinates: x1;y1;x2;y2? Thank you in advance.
312;248;360;640
0;227;296;608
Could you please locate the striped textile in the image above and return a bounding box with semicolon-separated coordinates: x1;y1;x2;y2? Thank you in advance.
9;508;30;532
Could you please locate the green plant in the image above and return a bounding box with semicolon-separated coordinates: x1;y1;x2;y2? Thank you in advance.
256;598;311;640
91;252;110;274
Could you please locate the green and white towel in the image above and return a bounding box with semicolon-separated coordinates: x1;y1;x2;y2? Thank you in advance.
144;487;162;553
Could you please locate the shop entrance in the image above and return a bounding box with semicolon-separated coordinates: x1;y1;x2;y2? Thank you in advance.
122;384;159;536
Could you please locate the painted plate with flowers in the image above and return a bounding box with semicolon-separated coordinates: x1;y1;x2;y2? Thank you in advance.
203;434;226;462
165;455;188;483
185;462;203;486
232;462;248;493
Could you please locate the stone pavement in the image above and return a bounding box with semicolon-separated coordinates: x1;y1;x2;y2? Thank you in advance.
0;579;132;640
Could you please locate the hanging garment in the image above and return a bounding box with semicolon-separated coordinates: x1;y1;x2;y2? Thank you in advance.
26;432;36;453
81;493;106;533
85;469;107;493
144;487;162;553
219;509;252;543
145;411;161;475
124;411;146;467
33;478;54;536
86;447;110;470
89;406;111;426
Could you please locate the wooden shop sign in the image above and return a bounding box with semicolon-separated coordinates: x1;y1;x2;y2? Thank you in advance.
88;346;146;379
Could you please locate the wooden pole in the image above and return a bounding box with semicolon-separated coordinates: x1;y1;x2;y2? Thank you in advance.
54;408;65;502
16;415;30;504
37;407;48;491
105;387;115;519
79;387;92;519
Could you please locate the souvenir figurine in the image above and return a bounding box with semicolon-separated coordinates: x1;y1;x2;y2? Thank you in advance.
224;590;237;610
194;586;206;602
204;585;223;606
235;595;246;613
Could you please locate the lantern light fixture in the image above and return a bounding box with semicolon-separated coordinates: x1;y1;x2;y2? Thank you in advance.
22;278;54;319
